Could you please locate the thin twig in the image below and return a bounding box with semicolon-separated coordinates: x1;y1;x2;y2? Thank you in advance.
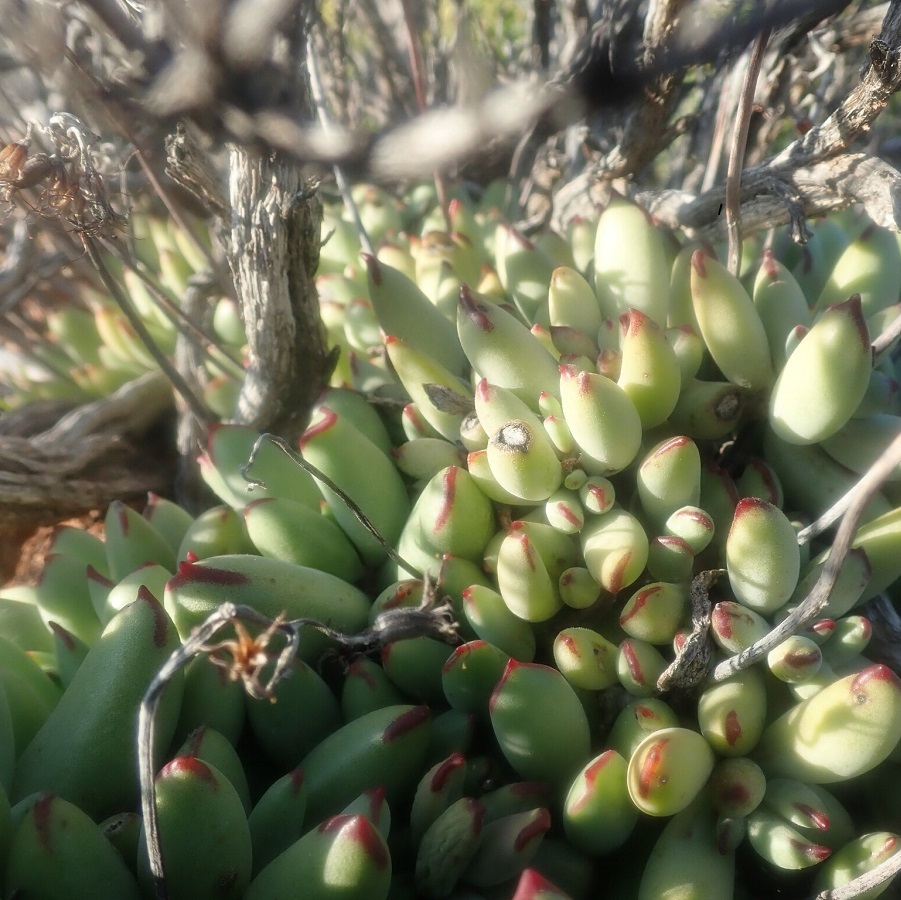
701;68;737;193
287;578;459;649
3;310;81;387
399;0;451;231
629;2;901;241
713;430;901;682
796;379;901;544
306;23;374;256
78;0;156;64
102;245;244;381
139;602;299;899
241;433;423;579
139;594;458;894
82;236;213;425
61;51;218;271
139;605;230;900
96;96;217;274
725;28;770;276
872;308;901;357
813;840;901;899
795;485;859;546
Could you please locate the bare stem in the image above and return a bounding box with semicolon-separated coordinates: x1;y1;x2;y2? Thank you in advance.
872;307;901;357
399;0;451;231
725;27;770;276
102;245;244;383
714;429;901;682
241;433;423;579
813;840;901;899
139;595;457;894
139;607;229;900
63;50;220;276
82;236;214;425
117;127;216;272
138;603;298;899
306;25;374;256
701;70;736;193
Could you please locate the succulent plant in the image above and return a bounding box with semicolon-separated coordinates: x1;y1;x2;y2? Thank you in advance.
5;183;901;900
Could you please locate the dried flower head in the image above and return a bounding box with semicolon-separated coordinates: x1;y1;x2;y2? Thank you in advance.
0;114;126;236
203;614;290;701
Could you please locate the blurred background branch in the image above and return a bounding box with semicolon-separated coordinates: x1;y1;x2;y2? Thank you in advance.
0;0;900;552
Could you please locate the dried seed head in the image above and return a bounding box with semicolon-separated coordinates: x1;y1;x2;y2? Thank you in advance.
13;152;54;189
204;614;289;701
0;143;28;182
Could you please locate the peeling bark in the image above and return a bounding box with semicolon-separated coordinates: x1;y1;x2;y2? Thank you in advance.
225;148;334;439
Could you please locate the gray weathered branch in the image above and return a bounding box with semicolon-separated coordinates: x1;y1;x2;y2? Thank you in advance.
622;2;901;239
599;0;692;178
0;371;174;527
641;151;901;240
225;147;333;438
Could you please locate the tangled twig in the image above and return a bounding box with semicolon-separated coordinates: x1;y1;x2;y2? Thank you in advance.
138;592;458;898
0;114;125;236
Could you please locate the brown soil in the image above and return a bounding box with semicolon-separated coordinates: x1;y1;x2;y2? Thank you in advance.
2;509;106;588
